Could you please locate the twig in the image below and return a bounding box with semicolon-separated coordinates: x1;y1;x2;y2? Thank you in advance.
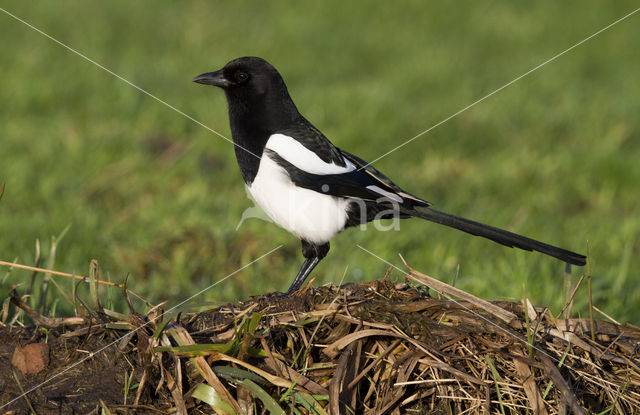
592;305;620;325
0;259;146;302
398;254;518;326
12;370;37;414
558;274;586;319
10;292;85;328
586;245;595;342
539;353;587;415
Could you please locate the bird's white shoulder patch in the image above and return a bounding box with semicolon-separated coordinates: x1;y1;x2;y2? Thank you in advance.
265;133;355;175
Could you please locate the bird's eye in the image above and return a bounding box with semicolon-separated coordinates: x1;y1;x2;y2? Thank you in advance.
235;71;249;83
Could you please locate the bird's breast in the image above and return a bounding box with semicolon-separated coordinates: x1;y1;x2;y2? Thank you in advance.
247;154;350;244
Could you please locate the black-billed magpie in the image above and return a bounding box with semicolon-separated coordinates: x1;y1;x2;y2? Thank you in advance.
193;56;586;294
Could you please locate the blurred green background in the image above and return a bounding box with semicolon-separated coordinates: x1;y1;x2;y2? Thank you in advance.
1;1;639;321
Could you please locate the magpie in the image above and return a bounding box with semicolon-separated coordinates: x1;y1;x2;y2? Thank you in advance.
193;56;586;294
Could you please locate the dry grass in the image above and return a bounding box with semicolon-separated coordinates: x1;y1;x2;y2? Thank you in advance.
1;262;639;414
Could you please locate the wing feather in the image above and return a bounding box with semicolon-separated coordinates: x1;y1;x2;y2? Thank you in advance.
264;147;429;208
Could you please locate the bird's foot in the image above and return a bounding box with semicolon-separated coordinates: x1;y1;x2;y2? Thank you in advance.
254;291;288;301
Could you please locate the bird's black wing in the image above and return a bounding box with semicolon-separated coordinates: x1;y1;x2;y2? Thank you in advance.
265;147;429;207
339;149;431;206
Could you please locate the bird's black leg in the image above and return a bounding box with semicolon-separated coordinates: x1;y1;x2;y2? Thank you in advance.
285;257;319;294
284;240;330;294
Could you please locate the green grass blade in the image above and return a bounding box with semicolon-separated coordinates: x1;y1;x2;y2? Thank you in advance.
213;365;267;385
237;378;286;415
192;383;238;414
485;356;506;415
289;391;328;415
154;342;234;355
152;318;171;339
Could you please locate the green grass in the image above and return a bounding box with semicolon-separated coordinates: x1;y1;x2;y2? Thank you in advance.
1;1;639;321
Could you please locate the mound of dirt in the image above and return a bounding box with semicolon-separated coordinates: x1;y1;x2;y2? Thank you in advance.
1;270;639;414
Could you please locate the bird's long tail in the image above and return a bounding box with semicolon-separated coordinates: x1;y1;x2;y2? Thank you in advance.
405;205;586;266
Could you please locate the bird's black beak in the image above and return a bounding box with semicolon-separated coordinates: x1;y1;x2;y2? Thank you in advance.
192;70;231;88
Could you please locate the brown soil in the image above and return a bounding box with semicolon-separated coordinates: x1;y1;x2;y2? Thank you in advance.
1;326;139;413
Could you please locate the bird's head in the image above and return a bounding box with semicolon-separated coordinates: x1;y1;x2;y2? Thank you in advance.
193;57;298;129
192;56;286;98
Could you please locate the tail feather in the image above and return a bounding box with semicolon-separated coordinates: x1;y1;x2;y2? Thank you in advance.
408;206;586;266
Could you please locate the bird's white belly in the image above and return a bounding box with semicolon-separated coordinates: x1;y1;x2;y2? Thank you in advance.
248;156;349;244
